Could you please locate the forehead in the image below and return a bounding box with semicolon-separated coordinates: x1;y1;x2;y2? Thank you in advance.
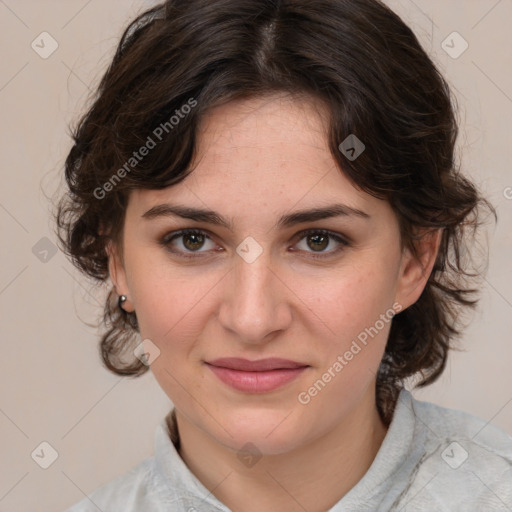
197;93;328;150
128;94;383;223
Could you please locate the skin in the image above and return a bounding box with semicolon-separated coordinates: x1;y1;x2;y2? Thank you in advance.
108;93;441;512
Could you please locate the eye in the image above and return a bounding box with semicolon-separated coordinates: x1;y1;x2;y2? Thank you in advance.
160;229;219;259
292;229;349;259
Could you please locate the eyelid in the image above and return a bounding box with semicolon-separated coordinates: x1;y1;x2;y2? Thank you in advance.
292;228;351;246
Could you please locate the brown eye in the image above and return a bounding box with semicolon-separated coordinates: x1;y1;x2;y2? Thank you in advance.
294;229;349;259
182;232;206;251
306;233;329;252
161;229;217;258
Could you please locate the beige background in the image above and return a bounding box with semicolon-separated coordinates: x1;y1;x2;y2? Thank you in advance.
0;1;511;511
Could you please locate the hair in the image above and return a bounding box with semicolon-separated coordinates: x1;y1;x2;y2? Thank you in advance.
54;0;495;425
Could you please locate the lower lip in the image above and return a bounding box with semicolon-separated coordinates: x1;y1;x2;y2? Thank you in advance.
206;364;308;393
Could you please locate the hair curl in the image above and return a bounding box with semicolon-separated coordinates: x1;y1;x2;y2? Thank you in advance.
54;0;495;425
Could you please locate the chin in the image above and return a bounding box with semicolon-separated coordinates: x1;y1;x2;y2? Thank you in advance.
212;408;308;456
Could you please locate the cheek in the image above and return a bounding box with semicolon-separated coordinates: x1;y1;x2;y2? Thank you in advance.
297;272;396;411
311;265;396;337
133;276;209;341
126;250;220;352
302;260;399;392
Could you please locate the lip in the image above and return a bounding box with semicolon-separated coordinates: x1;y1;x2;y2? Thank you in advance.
205;358;310;393
207;357;307;371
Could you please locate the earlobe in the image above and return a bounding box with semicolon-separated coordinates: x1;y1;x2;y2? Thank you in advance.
395;228;443;311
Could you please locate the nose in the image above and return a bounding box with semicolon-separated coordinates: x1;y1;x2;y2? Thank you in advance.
217;250;293;345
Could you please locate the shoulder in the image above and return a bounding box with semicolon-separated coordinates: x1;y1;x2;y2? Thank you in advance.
398;392;512;511
411;394;512;455
61;456;165;512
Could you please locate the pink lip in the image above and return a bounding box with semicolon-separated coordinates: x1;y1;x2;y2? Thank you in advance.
205;358;309;393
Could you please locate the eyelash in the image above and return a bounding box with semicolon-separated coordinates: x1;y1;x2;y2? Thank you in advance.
159;228;350;260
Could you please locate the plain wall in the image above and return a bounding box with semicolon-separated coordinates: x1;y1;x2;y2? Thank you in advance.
0;1;511;511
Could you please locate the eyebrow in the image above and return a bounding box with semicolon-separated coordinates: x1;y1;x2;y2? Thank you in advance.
141;203;370;230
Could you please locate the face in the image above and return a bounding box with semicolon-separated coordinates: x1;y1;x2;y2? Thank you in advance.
109;93;433;455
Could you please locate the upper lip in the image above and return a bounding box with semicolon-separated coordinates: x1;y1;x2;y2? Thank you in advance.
206;357;309;371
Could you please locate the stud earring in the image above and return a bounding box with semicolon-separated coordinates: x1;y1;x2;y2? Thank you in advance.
118;294;127;310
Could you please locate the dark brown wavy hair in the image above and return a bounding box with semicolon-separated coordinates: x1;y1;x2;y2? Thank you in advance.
54;0;495;425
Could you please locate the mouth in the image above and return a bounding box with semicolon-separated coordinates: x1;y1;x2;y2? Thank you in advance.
205;357;310;393
206;357;308;371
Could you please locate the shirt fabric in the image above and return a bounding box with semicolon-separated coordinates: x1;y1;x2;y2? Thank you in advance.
63;388;512;511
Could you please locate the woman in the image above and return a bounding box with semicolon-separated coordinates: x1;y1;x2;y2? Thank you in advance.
56;0;512;510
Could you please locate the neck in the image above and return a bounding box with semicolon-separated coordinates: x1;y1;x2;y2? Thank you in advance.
175;386;388;512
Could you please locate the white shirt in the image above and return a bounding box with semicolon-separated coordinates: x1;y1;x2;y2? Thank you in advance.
63;388;512;511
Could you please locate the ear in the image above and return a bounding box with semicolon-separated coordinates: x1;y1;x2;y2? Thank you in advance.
394;228;443;311
106;240;134;313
